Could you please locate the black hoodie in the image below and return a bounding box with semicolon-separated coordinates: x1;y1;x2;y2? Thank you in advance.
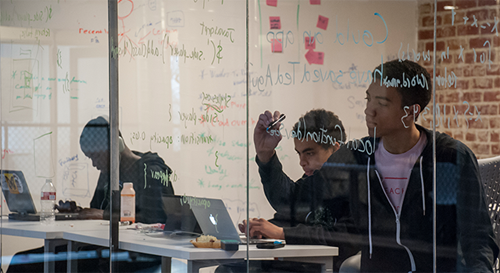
284;125;498;272
90;151;174;224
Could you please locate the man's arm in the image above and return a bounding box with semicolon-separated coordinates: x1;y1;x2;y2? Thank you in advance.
257;153;297;213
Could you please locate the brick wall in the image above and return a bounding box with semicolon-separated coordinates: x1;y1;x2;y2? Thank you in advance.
417;0;500;159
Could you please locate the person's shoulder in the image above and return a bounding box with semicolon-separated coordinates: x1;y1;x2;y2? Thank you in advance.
136;151;171;172
431;129;477;164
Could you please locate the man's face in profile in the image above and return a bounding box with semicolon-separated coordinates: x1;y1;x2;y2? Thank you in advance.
84;150;110;174
364;81;406;138
293;138;334;176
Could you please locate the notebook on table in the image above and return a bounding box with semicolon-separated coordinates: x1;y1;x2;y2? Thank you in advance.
0;170;79;221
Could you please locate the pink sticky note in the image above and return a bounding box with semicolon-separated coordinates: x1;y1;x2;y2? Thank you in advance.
315;51;324;64
304;36;316;50
305;50;315;65
310;0;320;4
271;39;282;53
270;16;281;29
305;50;324;65
317;15;329;30
267;0;277;7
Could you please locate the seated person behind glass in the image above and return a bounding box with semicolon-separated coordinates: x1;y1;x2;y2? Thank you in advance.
240;109;344;238
57;116;175;223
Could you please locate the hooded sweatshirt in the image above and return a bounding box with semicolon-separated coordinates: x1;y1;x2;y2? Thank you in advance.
284;125;498;272
90;151;174;224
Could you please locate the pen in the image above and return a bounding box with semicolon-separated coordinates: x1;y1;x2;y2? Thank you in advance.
266;114;286;131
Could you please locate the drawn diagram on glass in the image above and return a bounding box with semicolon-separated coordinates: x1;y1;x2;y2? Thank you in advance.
62;163;90;198
223;198;261;224
33;132;55;178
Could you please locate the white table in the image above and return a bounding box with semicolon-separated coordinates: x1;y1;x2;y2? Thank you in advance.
0;219;108;273
64;228;338;272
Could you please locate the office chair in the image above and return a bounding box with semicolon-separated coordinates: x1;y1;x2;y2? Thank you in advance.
478;155;500;273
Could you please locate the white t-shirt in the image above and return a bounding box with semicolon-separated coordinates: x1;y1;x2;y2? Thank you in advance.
375;132;427;214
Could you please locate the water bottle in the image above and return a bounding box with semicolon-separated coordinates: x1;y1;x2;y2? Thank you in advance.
40;178;56;225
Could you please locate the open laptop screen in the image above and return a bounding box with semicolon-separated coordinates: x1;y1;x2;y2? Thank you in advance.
0;170;37;214
189;197;241;242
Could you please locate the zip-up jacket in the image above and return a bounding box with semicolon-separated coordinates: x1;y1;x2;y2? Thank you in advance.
285;125;498;272
257;153;360;269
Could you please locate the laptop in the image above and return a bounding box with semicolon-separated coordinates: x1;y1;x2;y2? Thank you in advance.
189;197;285;244
0;170;79;221
161;195;202;236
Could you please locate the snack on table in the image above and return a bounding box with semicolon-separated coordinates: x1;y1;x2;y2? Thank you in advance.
190;235;221;248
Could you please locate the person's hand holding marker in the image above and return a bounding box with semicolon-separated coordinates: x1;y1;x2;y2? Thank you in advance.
254;111;286;163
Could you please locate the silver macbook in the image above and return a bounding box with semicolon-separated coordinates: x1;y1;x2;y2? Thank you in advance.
189;197;285;244
0;170;79;221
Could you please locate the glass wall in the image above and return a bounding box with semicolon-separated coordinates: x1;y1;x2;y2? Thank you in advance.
1;0;500;273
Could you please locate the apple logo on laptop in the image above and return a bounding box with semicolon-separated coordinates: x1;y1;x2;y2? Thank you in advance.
209;213;219;233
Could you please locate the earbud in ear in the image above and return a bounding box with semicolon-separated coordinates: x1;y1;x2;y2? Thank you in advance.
118;136;125;153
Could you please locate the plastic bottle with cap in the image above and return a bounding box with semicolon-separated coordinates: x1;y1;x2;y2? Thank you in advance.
120;182;135;223
40;178;56;225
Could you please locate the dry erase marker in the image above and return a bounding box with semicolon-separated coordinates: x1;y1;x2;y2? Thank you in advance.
266;114;286;131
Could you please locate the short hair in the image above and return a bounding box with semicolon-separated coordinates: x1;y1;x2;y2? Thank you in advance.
372;60;432;110
80;116;110;154
292;109;344;150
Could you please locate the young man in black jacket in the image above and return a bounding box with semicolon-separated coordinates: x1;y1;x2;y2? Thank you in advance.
282;59;498;272
240;109;360;270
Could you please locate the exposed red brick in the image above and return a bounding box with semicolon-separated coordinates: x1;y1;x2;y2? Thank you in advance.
491;131;500;142
477;105;499;115
437;26;456;38
419;29;435;40
470;118;488;129
464;52;474;63
473;78;494;89
466;132;477;141
447;38;467;50
477;144;491;154
479;0;498;6
463;91;483;102
467;9;490;21
455;0;477;9
458;25;480;35
489;9;497;20
454;104;469;113
444;11;466;25
490;117;500;128
422;15;442;27
443;91;460;103
478;130;489;141
486;64;500;75
452;66;464;77
492;144;500;155
426;41;447;51
456;79;470;89
495;77;500;87
479;19;499;34
484;91;500;101
462;65;486;77
454;130;464;140
470;37;492;49
418;41;426;52
419;3;432;15
494;36;500;47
